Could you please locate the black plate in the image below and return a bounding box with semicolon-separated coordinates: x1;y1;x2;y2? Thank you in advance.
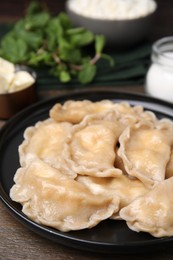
0;90;173;254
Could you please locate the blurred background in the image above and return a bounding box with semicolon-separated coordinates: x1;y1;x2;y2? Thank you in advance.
0;0;173;96
0;0;172;41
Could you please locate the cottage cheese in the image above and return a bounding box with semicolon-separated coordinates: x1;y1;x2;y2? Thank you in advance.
67;0;157;20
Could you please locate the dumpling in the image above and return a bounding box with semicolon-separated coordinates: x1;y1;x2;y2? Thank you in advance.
114;147;127;175
19;119;75;177
165;149;173;179
76;174;149;219
119;176;173;237
64;113;123;177
10;159;120;232
50;100;116;124
118;122;172;187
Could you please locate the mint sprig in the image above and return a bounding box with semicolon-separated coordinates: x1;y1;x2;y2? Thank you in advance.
0;1;114;84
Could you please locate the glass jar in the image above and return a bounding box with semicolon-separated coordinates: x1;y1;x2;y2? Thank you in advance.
145;36;173;103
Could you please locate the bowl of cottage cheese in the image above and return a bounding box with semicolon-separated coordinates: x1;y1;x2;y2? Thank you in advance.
66;0;157;48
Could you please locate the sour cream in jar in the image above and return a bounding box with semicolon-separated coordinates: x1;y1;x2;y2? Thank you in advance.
145;37;173;103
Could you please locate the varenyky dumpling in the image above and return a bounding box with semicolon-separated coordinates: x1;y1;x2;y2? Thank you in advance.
165;149;173;179
64;113;123;177
10;159;120;232
118;121;172;187
50;100;116;124
76;174;149;219
119;176;173;237
19;119;75;178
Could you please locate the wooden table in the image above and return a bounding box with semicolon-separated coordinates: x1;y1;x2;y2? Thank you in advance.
0;85;173;260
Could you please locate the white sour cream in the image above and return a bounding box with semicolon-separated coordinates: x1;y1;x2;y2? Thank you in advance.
146;59;173;104
145;37;173;104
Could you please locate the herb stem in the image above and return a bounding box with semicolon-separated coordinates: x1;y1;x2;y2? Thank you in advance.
70;53;101;72
90;53;101;65
52;52;61;64
70;63;83;71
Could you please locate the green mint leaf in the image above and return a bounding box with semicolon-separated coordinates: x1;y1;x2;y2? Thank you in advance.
69;30;94;47
78;63;97;84
95;35;106;54
12;19;43;50
17;30;43;50
29;50;53;66
59;47;82;63
25;12;50;30
46;17;64;46
101;53;115;67
59;70;71;83
26;1;42;16
58;12;72;30
15;39;28;62
13;19;25;33
1;35;28;63
66;27;85;35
